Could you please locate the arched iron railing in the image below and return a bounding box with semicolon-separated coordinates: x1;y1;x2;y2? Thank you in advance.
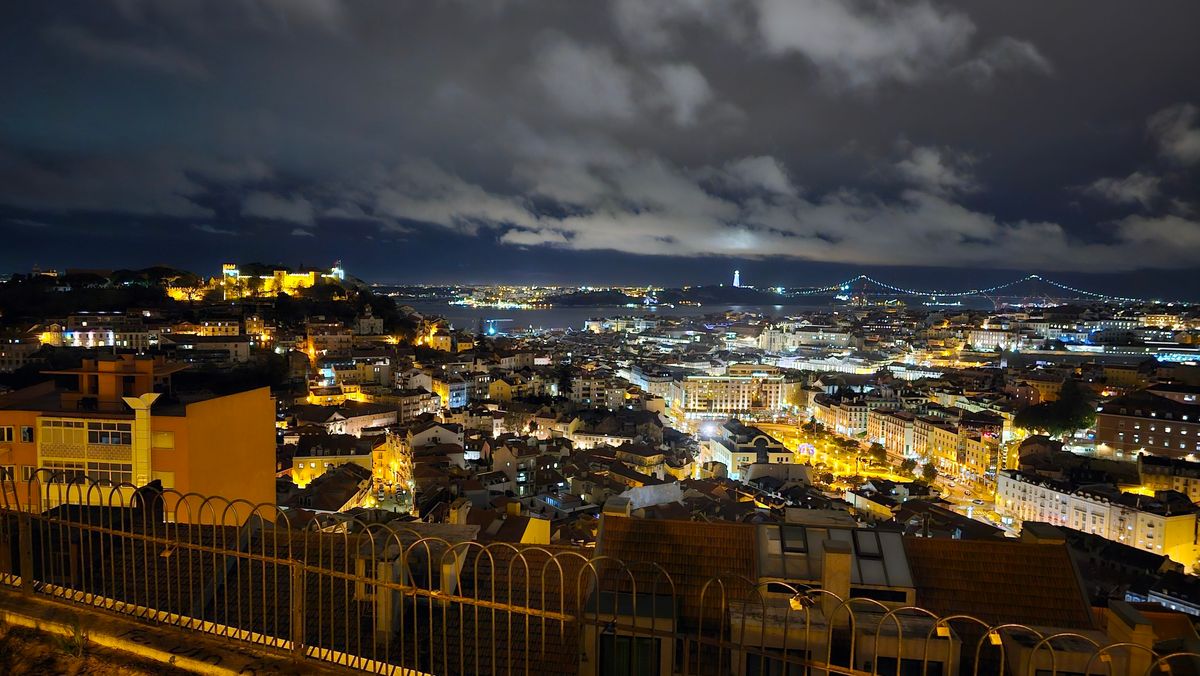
0;473;1196;675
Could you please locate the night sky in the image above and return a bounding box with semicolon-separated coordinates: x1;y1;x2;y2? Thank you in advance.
1;1;1199;294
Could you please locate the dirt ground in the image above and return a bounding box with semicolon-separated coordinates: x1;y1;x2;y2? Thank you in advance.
0;622;194;676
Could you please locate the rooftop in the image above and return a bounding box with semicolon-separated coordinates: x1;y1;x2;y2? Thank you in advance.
904;537;1096;629
598;515;757;628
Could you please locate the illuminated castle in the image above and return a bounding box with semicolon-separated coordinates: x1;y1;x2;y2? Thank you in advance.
220;262;345;300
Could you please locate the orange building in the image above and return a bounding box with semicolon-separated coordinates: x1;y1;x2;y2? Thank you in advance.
0;355;275;521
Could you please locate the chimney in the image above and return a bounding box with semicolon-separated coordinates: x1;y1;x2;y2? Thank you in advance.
372;557;401;642
440;544;468;600
1019;521;1066;545
122;392;161;488
1104;601;1155;675
448;497;471;525
820;539;852;627
603;496;632;518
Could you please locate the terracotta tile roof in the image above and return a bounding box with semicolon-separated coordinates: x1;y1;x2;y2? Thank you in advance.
597;516;757;628
903;537;1096;630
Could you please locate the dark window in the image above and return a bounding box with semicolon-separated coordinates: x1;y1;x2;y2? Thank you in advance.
854;531;883;558
767;582;813;595
780;526;808;553
850;587;908;603
20;426;33;443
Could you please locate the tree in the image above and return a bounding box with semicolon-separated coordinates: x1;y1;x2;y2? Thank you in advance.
555;363;573;396
62;272;108;290
173;273;206;304
244;275;265;299
1013;379;1096;437
868;443;887;465
921;463;938;483
502;410;528;434
899;458;918;476
819;472;835;485
273;292;306;330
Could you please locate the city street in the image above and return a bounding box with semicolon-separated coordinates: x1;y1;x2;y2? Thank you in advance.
755;421;1014;532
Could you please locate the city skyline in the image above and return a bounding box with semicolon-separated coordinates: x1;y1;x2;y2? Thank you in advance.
5;3;1200;673
1;2;1199;294
9;257;1200;303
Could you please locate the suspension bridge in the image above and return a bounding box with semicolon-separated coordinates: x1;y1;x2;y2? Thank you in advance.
789;273;1157;304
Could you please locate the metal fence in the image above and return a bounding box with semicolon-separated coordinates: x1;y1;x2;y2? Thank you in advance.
1;473;1198;675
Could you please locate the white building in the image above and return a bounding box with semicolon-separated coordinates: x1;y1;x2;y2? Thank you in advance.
996;469;1200;567
681;367;791;418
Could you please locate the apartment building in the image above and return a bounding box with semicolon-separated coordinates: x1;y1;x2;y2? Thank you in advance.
757;323;852;351
170;320;240;337
866;409;916;463
292;402;397;437
569;372;625;409
813;394;895;437
0;338;40;373
960;434;1000;484
915;416;960;471
355;387;439;423
433;373;469;408
996;470;1199;566
966;328;1020;351
1095;390;1200;461
159;334;252;365
0;355;275;519
289;433;374;488
318;354;392;387
41;314;153;351
681;365;789;418
1139;455;1200;504
306;320;354;358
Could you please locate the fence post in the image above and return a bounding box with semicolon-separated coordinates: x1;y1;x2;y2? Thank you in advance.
18;512;34;594
291;559;305;659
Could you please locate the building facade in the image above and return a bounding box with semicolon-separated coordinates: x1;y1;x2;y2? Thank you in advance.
996;470;1199;567
1095;391;1200;461
0;355;275;521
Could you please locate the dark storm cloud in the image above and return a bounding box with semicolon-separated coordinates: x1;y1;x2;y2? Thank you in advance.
0;0;1199;283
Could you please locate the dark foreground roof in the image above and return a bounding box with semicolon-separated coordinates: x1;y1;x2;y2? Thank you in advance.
597;515;757;628
904;537;1096;630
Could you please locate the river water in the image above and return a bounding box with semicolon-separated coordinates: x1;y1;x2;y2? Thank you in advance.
401;301;836;332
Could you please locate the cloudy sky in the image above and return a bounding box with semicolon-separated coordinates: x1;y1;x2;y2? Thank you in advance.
2;1;1199;294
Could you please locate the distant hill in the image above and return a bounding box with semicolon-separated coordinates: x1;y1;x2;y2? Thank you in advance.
548;290;638;306
661;285;789;305
546;285;797;307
